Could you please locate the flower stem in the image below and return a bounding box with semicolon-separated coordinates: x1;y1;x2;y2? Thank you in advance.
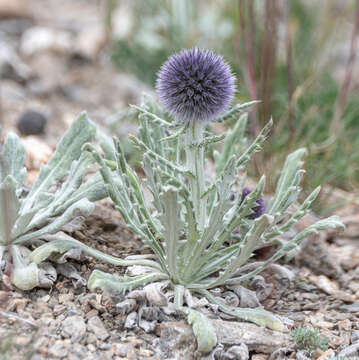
184;121;206;231
181;121;207;284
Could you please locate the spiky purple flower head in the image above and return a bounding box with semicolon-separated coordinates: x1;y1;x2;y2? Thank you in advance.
230;187;266;219
241;187;266;219
156;48;235;124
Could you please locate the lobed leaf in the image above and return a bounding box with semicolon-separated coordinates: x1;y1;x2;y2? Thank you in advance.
88;269;168;294
159;186;183;282
15;198;95;245
11;245;39;290
215;112;248;175
187;309;217;353
1;132;26;190
0;176;20;245
199;289;285;332
268;148;307;215
22;112;96;214
30;232;163;270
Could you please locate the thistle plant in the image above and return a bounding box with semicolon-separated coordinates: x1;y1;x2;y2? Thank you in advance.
0;113;107;290
32;49;343;352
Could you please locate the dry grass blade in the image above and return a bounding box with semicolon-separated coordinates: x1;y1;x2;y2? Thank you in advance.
330;0;359;135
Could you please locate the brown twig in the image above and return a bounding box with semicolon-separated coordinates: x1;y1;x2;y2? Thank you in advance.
238;0;259;137
285;1;295;141
260;0;278;128
330;0;359;135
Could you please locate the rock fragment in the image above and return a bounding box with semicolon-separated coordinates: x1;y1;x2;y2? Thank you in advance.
124;311;137;329
159;322;197;360
48;340;70;358
62;315;86;341
17;110;47;135
224;344;249;359
87;316;109;341
212;319;290;354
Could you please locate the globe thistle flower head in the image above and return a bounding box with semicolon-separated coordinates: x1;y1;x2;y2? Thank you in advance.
156;48;235;124
241;187;266;219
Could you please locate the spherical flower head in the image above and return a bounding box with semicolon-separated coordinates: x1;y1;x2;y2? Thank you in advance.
156;48;235;124
241;187;266;220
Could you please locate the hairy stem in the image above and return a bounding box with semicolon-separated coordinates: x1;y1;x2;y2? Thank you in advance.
174;284;185;309
182;121;207;283
184;121;206;231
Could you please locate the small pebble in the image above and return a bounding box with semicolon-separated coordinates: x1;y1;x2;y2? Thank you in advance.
351;330;359;344
48;340;69;358
17;110;47;135
87;316;109;340
59;293;74;304
124;311;137;329
62;315;86;341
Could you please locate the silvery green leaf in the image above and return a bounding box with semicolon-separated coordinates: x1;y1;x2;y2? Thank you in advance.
15;198;95;244
268;148;307;215
197;175;262;271
159;186;183;280
192;244;238;283
210;214;273;287
22;112;96;214
11;245;39;290
96;128;116;161
131;104;175;128
290;215;344;242
12;261;39;290
0;176;20;245
226;175;265;228
195;133;226;148
1;132;26;190
235;118;272;169
265;186;321;241
215;112;248;175
159;125;186;142
20;193;56;232
231;213;273;267
227;216;344;286
31;192;55;211
10;209;37;240
216;100;261;122
23;151;100;231
143;154;163;213
52;152;93;210
203;156;238;241
88;269;168;294
56;172;108;214
199;289;285;332
136;97;170;151
30;232;162;270
129;134;193;178
187;309;217;353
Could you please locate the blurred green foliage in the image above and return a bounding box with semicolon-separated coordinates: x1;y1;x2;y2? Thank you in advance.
291;327;329;354
109;0;359;211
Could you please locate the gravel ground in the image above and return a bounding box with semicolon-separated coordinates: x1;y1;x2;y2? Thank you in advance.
1;201;359;359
